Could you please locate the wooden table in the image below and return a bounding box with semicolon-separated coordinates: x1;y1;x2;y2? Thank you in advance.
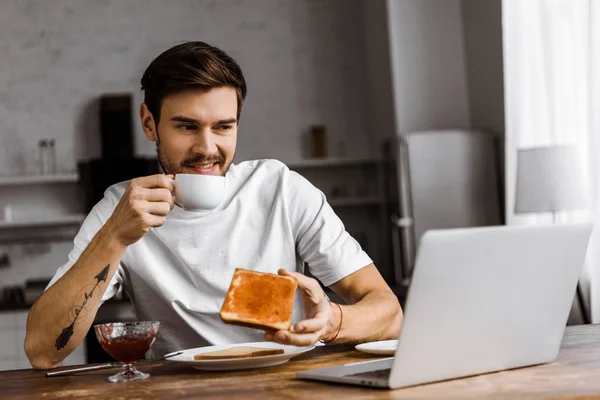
3;325;600;399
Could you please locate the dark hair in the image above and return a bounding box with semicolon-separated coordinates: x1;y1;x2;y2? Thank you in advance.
141;41;247;123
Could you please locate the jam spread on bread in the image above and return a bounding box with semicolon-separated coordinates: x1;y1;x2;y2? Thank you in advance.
220;268;297;332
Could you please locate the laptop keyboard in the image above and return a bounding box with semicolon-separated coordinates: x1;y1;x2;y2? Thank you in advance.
345;368;391;380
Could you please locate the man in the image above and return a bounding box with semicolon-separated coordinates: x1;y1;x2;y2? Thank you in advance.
25;41;402;370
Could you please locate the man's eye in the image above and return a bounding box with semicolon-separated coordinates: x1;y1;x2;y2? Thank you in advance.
178;124;196;131
215;125;232;132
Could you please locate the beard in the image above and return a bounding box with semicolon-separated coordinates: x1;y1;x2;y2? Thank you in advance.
155;130;233;176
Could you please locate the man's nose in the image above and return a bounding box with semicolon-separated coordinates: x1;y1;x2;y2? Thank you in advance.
191;128;218;155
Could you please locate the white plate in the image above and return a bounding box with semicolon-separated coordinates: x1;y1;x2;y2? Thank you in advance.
354;340;398;356
165;341;315;371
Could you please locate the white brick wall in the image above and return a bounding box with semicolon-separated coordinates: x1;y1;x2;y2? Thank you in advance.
0;0;377;298
0;0;373;176
0;2;378;368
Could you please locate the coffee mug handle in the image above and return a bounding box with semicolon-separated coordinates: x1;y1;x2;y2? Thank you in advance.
168;177;180;207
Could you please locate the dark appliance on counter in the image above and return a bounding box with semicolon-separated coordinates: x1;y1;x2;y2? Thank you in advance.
0;279;52;310
78;93;158;363
79;94;159;211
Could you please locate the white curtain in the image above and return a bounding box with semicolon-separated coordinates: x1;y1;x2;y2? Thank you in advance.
503;0;600;321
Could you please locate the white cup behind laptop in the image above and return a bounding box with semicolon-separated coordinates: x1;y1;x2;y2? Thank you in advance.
173;174;226;211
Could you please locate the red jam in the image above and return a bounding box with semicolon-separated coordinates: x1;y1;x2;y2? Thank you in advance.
99;332;155;363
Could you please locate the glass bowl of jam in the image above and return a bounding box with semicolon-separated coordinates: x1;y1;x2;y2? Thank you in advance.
94;321;160;382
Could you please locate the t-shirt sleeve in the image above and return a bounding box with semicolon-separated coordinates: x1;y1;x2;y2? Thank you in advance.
45;189;124;304
286;170;373;287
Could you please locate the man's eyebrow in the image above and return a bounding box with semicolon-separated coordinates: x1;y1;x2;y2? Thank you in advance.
170;116;237;125
171;116;198;124
215;118;237;125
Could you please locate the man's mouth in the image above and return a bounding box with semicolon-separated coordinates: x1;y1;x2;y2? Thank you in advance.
185;161;220;175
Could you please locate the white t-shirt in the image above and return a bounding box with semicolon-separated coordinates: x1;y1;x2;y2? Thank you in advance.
47;159;372;356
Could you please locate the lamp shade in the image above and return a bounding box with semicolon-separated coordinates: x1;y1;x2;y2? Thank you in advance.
515;145;587;213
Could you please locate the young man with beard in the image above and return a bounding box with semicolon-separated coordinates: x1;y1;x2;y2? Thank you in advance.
24;42;402;370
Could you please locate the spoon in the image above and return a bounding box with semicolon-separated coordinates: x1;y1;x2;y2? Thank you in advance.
45;351;183;377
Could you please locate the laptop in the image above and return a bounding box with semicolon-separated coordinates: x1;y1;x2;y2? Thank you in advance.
297;223;593;389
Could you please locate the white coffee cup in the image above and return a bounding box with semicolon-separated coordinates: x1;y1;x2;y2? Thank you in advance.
173;174;226;211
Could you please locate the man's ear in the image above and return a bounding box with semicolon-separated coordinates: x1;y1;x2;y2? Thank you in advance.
140;103;158;142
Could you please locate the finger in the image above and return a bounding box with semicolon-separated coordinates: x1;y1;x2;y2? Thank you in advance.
164;175;175;192
143;213;167;228
143;188;175;209
265;330;319;347
278;269;320;291
134;174;175;191
278;269;297;278
292;316;327;334
145;201;171;217
278;269;323;301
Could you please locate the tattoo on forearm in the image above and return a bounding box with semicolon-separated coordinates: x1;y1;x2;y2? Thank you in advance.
55;264;110;350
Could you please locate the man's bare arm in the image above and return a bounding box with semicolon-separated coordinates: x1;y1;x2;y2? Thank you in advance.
327;264;402;344
266;264;402;346
24;231;126;370
24;174;174;370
